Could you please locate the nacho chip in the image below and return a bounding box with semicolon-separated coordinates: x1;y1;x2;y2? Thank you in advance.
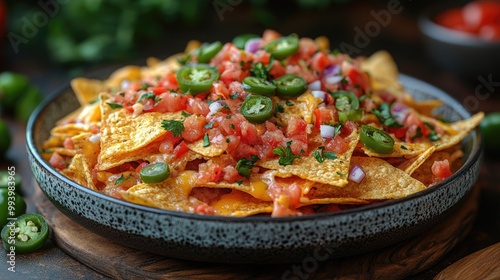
71;78;107;106
211;190;273;217
433;112;484;151
72;132;100;170
105;65;142;88
259;128;359;186
399;145;436;175
187;140;225;157
307;156;427;200
67;154;97;191
362;50;401;91
361;141;432;158
275;91;322;126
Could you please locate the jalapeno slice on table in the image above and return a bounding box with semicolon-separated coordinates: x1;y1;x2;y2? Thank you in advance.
232;33;259;50
242;76;276;96
140;162;170;183
273;74;307;98
360;125;395;154
196;41;223;63
1;213;49;253
264;36;299;60
240;95;274;124
176;64;219;94
0;171;22;193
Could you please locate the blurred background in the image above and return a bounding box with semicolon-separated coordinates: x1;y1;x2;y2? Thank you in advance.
1;0;499;278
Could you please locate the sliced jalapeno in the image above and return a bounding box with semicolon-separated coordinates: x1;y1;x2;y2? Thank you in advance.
140;162;170;183
240;95;274;124
1;213;49;254
196;41;223;63
232;33;259;50
242;76;276;96
264;36;299;60
272;74;307;98
332;91;359;111
0;171;22;193
360;125;395;154
0;188;26;228
338;109;363;124
176;64;219;94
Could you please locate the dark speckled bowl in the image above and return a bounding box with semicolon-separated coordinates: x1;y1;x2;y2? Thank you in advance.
26;75;482;263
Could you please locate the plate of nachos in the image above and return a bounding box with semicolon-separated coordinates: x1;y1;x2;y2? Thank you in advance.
27;30;483;263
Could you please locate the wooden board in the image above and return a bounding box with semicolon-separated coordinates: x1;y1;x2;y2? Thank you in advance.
34;185;479;279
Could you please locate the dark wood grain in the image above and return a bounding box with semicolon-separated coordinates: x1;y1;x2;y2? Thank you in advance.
34;184;479;279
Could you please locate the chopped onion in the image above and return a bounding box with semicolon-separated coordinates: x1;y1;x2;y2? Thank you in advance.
209;100;226;115
391;102;410;124
311;90;327;100
308;80;322;91
132;103;144;117
89;134;101;144
323;65;340;77
244;38;262;54
348;165;366;183
325;75;343;84
120;79;130;90
320;125;335;139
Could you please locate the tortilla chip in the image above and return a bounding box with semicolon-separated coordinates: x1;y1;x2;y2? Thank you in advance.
98;102;183;170
67;154;97;191
50;123;94;139
307;156;427;200
300;197;369;205
399;145;436;175
433;112;484;151
258;128;359;186
362;51;401;91
72;132;100;170
105;65;142;88
71;78;107;106
361;141;432;158
187;140;225;157
275;91;322;126
50;147;76;157
409;99;443;117
211;190;273;217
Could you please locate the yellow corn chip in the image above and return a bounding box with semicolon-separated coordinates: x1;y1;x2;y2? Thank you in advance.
187;140;225;157
398;145;436;175
71;78;107;106
105;65;142;88
275;91;322;126
361;141;432;158
307;156;427;200
211;190;273;217
362;50;401;91
72;132;100;170
67;154;97;191
433;112;484;151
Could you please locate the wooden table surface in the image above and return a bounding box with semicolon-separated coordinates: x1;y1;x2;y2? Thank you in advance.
1;2;500;279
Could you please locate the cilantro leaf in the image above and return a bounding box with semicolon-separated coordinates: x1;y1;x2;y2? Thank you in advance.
181;111;192;117
137;92;156;102
204;121;214;129
229;92;239;100
235;155;260;178
106;102;123;110
161;120;185;137
203;133;210;147
273;141;301;166
424;122;440;141
323;151;337;160
140;83;152;90
115;174;131;185
250;62;270;80
89;97;101;105
313;146;337;163
372;103;403;128
313;149;325;163
400;145;408;150
285;100;294;106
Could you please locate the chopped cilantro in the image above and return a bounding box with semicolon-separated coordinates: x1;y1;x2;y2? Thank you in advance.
285;100;294;106
372;103;403;128
424;122;440;141
226;115;232;119
229;92;239;99
204;121;214;129
89;97;101;105
336;172;344;176
313;146;337;163
161;120;185;137
340;77;348;85
230;123;235;130
181;111;192;117
140;83;152;91
177;53;191;65
313;149;325;163
137;92;156;102
41;148;52;154
250;62;270;80
203;133;210;147
411;126;422;140
323;151;337;160
115;174;131;185
236;180;243;185
400;145;408;150
275;104;285;114
332;49;340;55
273;141;301;166
235;155;260;178
106;102;123;110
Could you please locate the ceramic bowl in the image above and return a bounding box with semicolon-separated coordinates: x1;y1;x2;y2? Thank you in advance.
26;74;482;263
418;2;500;78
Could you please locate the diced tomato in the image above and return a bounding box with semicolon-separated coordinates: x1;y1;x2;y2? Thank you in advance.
340;120;356;138
135;162;148;173
157;72;178;91
388;127;408;140
194;204;215;215
49;152;66;170
63;137;74;150
313;108;334;128
463;1;500;29
224;135;241;152
404;112;429;142
173;141;190;159
261;129;285;148
207;128;227;149
182;115;206;142
361;97;377;112
211;81;231;99
287;116;307;138
311;51;331;73
261;29;282;45
153;92;189;112
268;60;287;78
325;135;349;154
435;7;473;32
186;98;210;116
346;68;370;96
253;50;271;65
240;120;260;145
222;165;241;183
231;143;259;161
289;138;308;155
431;159;452;181
479;23;500;40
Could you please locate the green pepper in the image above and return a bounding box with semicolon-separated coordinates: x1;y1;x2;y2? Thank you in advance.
360;125;395;154
332;91;359;111
176;64;219;94
0;188;26;229
0;72;30;112
338;109;364;124
242;76;276;96
240;95;274;124
1;213;49;254
232;33;259;50
196;41;223;63
480;112;500;153
140;162;170;183
0;171;22;194
272;74;307;98
15;85;43;122
264;36;299;60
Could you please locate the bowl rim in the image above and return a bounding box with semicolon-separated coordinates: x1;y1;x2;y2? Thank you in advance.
418;1;500;47
26;74;483;223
